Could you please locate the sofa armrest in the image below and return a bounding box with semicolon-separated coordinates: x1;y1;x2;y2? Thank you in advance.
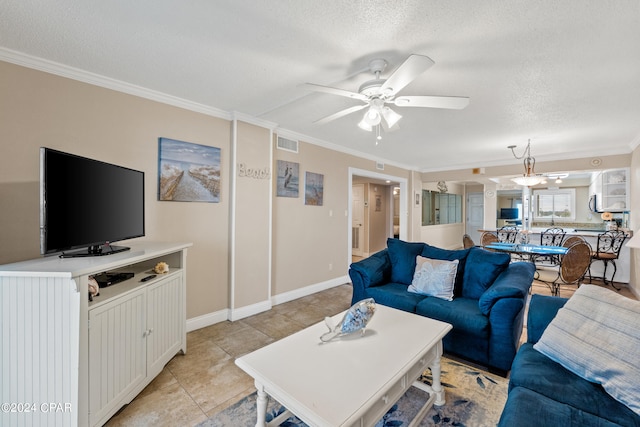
479;262;535;315
527;294;568;344
349;249;391;304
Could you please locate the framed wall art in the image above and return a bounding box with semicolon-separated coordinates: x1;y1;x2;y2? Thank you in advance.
158;137;221;202
304;171;324;206
276;160;299;197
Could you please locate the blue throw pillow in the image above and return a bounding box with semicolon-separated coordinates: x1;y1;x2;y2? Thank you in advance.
421;245;470;297
462;247;511;299
386;238;425;285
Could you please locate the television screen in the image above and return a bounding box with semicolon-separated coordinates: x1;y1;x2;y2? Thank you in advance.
500;208;519;219
40;148;145;256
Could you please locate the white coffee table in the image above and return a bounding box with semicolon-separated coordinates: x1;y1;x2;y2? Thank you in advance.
235;304;452;427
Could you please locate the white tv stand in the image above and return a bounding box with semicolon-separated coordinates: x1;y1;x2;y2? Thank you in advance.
0;242;191;427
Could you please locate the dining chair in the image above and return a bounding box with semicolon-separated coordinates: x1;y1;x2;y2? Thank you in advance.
480;231;498;248
588;230;628;290
536;227;567;265
497;226;519;243
463;234;476;249
536;240;592;296
562;235;586;248
540;227;566;246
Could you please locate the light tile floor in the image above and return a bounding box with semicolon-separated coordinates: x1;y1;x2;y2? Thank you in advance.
105;280;635;426
105;284;354;426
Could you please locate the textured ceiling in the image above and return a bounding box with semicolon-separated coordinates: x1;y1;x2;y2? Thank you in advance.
1;0;639;172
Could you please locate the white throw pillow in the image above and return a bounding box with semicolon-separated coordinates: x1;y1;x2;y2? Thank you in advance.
408;256;458;301
534;285;640;416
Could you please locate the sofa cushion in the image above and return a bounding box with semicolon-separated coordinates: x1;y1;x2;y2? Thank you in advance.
533;285;640;417
478;262;535;315
420;245;470;296
498;386;626;427
510;343;640;426
415;297;489;338
386;238;425;285
462;247;511;299
408;256;458;301
366;282;425;313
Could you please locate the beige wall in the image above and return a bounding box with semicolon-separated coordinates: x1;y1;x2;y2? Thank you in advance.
0;60;421;323
231;121;272;310
0;61;232;320
272;141;413;296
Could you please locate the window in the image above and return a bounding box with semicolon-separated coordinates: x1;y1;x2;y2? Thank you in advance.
533;189;576;220
422;190;463;225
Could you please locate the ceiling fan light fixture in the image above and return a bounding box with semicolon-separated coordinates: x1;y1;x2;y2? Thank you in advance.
362;107;381;127
357;117;373;131
381;107;402;128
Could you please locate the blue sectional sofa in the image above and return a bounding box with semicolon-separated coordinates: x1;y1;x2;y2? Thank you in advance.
349;238;536;374
498;294;640;427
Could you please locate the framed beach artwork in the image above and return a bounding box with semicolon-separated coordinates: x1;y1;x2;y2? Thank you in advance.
304;171;324;206
276;160;299;198
158;137;221;202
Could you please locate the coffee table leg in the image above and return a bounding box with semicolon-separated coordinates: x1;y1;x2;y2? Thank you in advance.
255;381;268;427
430;356;446;406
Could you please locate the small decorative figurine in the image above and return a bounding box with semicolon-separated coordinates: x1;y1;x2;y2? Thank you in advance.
153;262;169;274
320;298;376;342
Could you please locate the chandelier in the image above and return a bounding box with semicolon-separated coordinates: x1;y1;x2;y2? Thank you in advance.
508;139;544;186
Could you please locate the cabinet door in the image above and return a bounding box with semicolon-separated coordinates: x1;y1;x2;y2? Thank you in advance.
146;274;184;378
600;169;628;211
88;288;146;426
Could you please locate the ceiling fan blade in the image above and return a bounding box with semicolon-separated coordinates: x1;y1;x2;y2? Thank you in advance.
393;95;470;109
302;83;369;102
314;104;368;125
380;54;435;95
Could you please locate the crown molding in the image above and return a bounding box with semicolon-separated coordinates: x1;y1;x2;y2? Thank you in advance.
0;47;415;171
0;47;232;120
231;111;278;130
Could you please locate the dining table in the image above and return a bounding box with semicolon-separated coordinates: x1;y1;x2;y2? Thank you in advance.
483;241;568;262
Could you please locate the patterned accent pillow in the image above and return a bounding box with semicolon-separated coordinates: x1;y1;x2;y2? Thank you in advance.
534;285;640;416
408;256;459;301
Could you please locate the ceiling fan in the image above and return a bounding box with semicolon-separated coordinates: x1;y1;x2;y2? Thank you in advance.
304;54;470;132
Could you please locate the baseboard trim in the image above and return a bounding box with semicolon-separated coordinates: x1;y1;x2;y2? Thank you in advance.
186;309;229;333
228;299;273;322
185;275;351;331
271;275;350;306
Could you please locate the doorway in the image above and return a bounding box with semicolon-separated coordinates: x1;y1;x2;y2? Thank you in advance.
352;184;364;257
348;167;408;266
466;192;484;244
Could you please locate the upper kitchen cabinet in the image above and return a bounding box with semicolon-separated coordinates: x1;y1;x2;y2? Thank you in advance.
590;168;629;212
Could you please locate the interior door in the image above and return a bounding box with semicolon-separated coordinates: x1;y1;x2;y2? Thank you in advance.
352;184;364;257
466;192;484;245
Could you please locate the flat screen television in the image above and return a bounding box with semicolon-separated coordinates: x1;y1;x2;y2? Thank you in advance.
500;208;519;220
40;148;145;257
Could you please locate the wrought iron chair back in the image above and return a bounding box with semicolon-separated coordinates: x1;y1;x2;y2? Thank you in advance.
497;226;519;243
540;227;566;246
594;230;627;256
588;230;628;288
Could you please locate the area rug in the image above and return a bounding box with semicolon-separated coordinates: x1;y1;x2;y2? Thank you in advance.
200;357;508;427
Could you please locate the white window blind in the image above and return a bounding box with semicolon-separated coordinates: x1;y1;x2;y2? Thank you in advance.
533;189;576;220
